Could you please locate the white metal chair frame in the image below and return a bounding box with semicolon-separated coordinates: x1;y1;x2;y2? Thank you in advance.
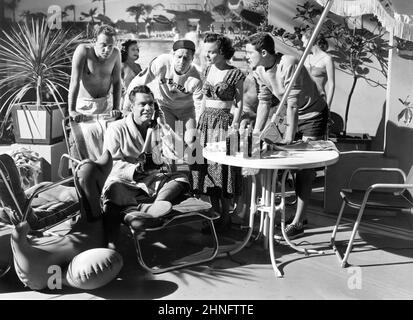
330;167;413;267
131;209;220;274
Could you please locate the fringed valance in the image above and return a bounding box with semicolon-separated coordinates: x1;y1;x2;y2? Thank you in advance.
316;0;413;41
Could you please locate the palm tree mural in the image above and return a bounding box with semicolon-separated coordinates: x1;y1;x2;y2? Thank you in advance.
92;0;106;16
126;4;164;35
80;7;98;37
19;10;32;23
19;11;46;23
64;4;76;22
126;4;145;33
6;0;20;22
61;11;69;21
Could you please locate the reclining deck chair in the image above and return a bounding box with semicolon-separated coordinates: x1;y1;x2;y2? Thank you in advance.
331;167;413;267
0;153;81;278
63;115;220;274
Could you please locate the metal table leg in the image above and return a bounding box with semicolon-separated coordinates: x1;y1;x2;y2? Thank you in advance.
268;169;283;277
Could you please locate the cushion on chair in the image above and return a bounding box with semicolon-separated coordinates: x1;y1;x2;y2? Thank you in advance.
0;154;80;230
124;197;218;232
30;185;80;230
64;248;123;290
341;189;413;210
171;197;212;213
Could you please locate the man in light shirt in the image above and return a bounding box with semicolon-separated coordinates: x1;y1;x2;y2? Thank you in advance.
125;40;203;147
245;32;328;240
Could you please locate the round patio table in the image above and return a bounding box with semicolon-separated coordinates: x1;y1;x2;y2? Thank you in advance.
203;147;339;277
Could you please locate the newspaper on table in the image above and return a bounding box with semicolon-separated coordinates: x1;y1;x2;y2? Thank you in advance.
270;140;339;152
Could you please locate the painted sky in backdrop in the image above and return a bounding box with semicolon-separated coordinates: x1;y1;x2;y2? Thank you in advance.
4;0;252;22
5;0;206;22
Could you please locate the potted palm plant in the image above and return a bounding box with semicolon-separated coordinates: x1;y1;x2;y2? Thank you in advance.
0;18;82;144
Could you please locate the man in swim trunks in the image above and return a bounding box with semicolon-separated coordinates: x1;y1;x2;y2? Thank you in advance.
68;24;122;121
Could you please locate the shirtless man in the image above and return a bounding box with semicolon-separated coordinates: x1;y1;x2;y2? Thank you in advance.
68;24;122;121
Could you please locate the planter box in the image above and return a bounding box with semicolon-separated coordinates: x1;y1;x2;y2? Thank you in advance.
329;133;372;151
12;102;66;145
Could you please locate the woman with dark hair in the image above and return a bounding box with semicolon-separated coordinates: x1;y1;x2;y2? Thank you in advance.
191;33;245;230
302;28;335;111
121;40;142;88
120;40;142;111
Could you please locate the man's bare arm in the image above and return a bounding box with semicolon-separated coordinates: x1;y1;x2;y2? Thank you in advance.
111;48;122;111
68;45;87;116
254;101;271;133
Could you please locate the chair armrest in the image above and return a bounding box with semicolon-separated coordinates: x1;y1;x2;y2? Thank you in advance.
359;183;413;210
58;153;81;179
23;176;75;222
368;183;413;192
348;167;407;189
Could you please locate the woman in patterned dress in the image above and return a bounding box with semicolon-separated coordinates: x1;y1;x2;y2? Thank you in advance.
191;33;245;230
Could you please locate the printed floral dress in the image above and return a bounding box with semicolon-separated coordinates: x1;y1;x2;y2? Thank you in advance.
190;66;245;198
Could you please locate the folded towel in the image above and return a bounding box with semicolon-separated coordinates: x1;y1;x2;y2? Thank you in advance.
69;120;108;161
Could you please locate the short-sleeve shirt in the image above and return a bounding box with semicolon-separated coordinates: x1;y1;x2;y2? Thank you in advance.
127;54;203;111
252;54;326;120
202;66;245;102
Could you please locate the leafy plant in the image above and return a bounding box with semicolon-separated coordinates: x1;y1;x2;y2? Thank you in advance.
92;0;106;16
64;4;76;22
126;4;163;35
398;95;413;125
326;17;391;135
249;0;271;32
0;18;82;134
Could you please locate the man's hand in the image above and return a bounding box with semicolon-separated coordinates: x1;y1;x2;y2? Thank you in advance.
240;118;251;130
110;110;122;119
69;111;84;123
133;162;144;181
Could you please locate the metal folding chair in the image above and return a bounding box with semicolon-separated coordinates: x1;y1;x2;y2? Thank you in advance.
124;197;220;274
62;114;221;274
330;167;413;267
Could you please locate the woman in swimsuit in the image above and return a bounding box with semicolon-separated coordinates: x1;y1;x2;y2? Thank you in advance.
191;33;245;230
120;39;142;112
302;29;335;111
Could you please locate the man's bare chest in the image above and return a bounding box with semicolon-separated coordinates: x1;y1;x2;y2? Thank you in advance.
83;59;113;79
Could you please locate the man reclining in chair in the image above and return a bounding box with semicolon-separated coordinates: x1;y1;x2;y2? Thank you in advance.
102;85;190;248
